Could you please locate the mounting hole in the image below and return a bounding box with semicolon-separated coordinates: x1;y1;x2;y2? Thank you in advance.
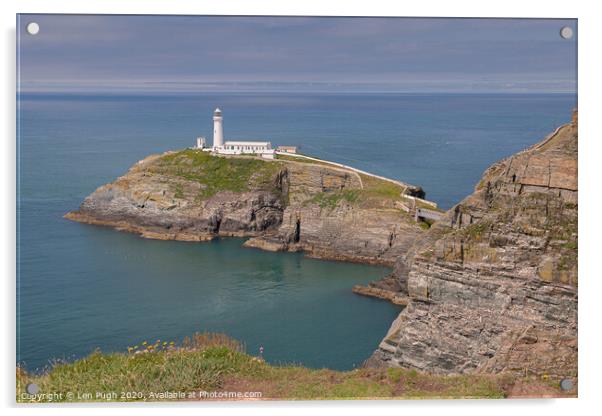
26;22;40;35
26;383;39;394
560;378;574;391
560;26;573;40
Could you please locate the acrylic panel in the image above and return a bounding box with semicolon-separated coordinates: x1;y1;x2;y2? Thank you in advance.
16;14;578;402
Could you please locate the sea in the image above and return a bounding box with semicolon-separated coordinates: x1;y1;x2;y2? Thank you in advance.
16;92;576;372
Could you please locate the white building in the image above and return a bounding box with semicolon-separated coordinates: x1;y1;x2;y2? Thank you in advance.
196;108;275;159
196;137;206;149
221;141;273;155
276;145;298;154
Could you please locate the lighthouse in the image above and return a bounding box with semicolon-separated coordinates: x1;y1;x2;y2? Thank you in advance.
212;108;224;149
195;108;276;159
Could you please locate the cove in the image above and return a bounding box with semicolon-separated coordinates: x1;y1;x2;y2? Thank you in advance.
17;226;400;372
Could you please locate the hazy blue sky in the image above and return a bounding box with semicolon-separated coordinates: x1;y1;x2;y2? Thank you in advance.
17;15;577;93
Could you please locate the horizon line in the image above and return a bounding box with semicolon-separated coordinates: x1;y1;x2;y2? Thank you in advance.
17;89;577;95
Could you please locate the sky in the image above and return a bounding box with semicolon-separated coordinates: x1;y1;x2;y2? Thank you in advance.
17;15;577;93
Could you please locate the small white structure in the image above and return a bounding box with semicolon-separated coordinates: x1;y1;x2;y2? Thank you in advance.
276;146;298;154
196;108;276;159
196;137;207;149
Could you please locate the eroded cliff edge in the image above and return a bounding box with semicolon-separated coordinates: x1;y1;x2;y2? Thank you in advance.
65;150;431;266
367;112;578;379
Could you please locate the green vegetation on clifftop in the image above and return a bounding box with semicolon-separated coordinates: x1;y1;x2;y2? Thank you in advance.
152;149;283;198
17;333;567;402
147;151;437;217
308;189;360;209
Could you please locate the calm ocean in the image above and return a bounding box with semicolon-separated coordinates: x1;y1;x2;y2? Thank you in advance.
17;92;576;371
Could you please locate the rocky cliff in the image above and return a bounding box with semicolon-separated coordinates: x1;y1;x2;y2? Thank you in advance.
65;150;429;266
367;112;578;380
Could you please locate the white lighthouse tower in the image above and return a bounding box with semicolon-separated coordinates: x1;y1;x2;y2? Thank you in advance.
212;108;224;149
195;107;275;158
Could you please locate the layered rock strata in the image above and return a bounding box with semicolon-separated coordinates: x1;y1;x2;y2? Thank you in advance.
66;151;428;266
367;113;578;378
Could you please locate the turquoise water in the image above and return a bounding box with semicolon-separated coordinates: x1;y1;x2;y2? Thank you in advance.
17;92;576;372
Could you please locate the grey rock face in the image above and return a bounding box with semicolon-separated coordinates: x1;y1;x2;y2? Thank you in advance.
368;113;578;378
66;152;427;265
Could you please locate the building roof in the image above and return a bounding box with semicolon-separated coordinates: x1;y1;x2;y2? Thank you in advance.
224;141;271;147
214;108;222;114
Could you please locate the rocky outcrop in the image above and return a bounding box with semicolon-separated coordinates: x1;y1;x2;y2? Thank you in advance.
352;279;410;306
367;112;578;379
65;153;286;241
66;150;428;266
243;161;428;265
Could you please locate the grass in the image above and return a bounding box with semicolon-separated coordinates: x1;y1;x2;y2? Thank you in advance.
462;221;491;240
17;332;565;402
419;220;433;230
308;189;360;209
17;333;254;403
152;149;282;199
359;173;405;200
562;241;578;250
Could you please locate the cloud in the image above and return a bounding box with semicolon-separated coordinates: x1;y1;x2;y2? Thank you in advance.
17;15;577;93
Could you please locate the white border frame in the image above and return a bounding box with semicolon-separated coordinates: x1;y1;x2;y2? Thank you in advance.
3;1;599;415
